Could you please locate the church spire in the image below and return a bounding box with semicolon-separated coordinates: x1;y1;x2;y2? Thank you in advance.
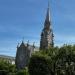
45;0;51;22
44;0;51;30
40;0;54;50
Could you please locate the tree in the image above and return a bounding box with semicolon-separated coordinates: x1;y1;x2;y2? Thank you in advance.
0;58;16;75
28;52;53;75
28;45;75;75
54;45;75;75
16;67;29;75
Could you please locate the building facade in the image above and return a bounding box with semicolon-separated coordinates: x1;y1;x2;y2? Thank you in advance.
15;41;35;70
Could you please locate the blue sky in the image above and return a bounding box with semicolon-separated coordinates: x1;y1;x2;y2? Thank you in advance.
0;0;75;57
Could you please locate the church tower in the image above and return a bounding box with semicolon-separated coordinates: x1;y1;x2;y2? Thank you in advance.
15;41;35;70
40;1;54;50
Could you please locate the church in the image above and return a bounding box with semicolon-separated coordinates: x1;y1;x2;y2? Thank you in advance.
15;1;54;70
40;2;54;50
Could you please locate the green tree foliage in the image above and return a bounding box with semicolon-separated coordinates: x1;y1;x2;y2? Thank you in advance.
54;45;75;75
16;67;29;75
28;45;75;75
0;59;29;75
1;44;75;75
0;59;16;75
28;52;54;75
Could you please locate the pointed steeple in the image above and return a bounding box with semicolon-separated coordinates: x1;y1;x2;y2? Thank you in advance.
27;40;29;46
44;0;51;30
20;37;25;47
40;0;54;50
17;43;19;48
45;0;51;22
20;41;25;47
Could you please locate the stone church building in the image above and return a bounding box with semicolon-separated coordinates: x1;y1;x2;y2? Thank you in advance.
15;41;35;70
40;2;54;50
15;1;54;70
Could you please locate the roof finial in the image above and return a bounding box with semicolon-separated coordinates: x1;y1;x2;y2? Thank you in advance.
27;40;29;46
33;42;35;48
17;43;19;48
21;37;24;44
